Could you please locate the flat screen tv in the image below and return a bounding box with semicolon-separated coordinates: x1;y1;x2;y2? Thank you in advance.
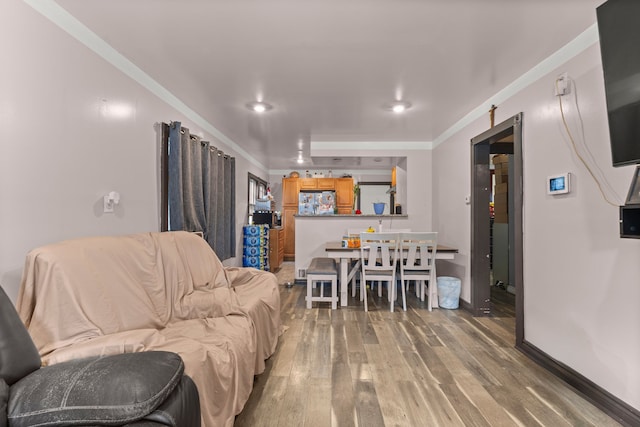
597;0;640;167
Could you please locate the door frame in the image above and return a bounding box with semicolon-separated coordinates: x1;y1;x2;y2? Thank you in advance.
470;112;524;345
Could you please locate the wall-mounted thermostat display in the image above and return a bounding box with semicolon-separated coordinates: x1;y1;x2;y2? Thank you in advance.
547;173;571;195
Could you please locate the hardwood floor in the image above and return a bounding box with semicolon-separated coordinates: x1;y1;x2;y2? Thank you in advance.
234;263;620;426
490;284;516;318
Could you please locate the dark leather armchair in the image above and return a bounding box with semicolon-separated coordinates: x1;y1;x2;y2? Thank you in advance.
0;287;201;427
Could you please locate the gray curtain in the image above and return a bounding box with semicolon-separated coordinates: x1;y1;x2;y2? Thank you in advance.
168;122;236;260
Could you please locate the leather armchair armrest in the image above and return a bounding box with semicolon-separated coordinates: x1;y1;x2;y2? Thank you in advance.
8;351;185;427
1;379;8;427
142;375;200;427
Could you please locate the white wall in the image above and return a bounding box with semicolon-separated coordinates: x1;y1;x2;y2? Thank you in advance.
0;0;262;303
433;44;640;409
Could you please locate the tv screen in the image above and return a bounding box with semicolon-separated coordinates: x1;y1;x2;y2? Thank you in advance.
597;0;640;167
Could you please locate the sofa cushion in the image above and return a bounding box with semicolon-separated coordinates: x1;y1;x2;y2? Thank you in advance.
8;351;184;427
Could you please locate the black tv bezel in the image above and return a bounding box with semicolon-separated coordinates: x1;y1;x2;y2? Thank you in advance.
596;0;640;167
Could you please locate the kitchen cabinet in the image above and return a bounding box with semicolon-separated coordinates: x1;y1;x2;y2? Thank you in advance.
316;178;335;190
283;207;297;260
299;178;317;190
336;178;354;210
281;176;353;260
282;178;300;261
282;178;299;205
269;227;284;271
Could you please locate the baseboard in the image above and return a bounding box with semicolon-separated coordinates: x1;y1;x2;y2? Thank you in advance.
459;298;472;312
517;340;640;427
459;298;489;316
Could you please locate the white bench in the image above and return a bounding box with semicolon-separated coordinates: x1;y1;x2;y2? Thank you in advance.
306;257;338;309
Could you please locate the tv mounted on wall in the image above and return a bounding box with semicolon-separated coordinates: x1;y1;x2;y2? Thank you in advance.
597;0;640;167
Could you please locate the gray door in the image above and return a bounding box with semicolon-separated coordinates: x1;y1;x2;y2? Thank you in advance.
470;113;524;345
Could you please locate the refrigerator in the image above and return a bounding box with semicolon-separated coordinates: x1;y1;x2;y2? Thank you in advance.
298;191;336;215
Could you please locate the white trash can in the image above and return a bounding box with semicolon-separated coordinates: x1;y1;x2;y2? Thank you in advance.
437;276;461;309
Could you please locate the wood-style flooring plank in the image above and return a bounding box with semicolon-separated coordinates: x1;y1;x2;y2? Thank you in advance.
234;264;622;427
234;375;288;427
304;377;332;427
455;376;519;427
364;342;412;426
269;318;302;377
353;380;384;427
331;317;357;427
439;382;493;427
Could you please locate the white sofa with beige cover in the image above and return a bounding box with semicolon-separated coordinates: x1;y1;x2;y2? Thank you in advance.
16;231;281;427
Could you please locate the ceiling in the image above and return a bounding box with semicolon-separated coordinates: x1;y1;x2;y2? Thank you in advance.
54;0;604;171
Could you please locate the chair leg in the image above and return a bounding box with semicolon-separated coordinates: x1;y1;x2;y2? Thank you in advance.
389;278;398;312
363;279;368;312
351;276;356;298
401;278;407;311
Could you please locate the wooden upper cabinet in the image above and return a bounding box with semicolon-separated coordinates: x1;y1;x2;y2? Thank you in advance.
282;178;300;206
316;178;335;190
298;178;317;190
335;178;354;207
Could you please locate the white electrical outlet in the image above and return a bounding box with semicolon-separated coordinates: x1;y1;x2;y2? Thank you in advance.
555;72;569;96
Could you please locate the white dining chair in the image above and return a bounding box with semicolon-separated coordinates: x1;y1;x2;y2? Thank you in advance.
359;232;400;312
399;232;438;311
347;228;367;299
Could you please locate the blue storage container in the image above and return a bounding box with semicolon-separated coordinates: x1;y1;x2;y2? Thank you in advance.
437;276;461;309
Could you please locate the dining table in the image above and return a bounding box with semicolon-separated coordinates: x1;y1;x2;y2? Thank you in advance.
324;241;459;307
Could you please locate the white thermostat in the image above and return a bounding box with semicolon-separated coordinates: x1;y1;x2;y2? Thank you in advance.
547;173;571;195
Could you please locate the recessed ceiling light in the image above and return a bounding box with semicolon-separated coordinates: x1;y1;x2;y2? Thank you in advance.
246;101;273;113
386;100;412;113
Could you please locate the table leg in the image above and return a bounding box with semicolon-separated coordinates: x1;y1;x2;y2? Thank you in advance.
431;264;439;308
340;259;348;306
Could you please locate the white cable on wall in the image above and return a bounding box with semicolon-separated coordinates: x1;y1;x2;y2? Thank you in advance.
556;76;622;207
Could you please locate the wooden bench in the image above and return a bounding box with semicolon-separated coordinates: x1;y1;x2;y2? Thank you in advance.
306;257;338;309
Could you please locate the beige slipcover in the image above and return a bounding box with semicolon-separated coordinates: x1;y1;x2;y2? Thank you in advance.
17;231;281;427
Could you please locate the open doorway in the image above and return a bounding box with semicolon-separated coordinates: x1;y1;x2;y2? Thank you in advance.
470;113;524;345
